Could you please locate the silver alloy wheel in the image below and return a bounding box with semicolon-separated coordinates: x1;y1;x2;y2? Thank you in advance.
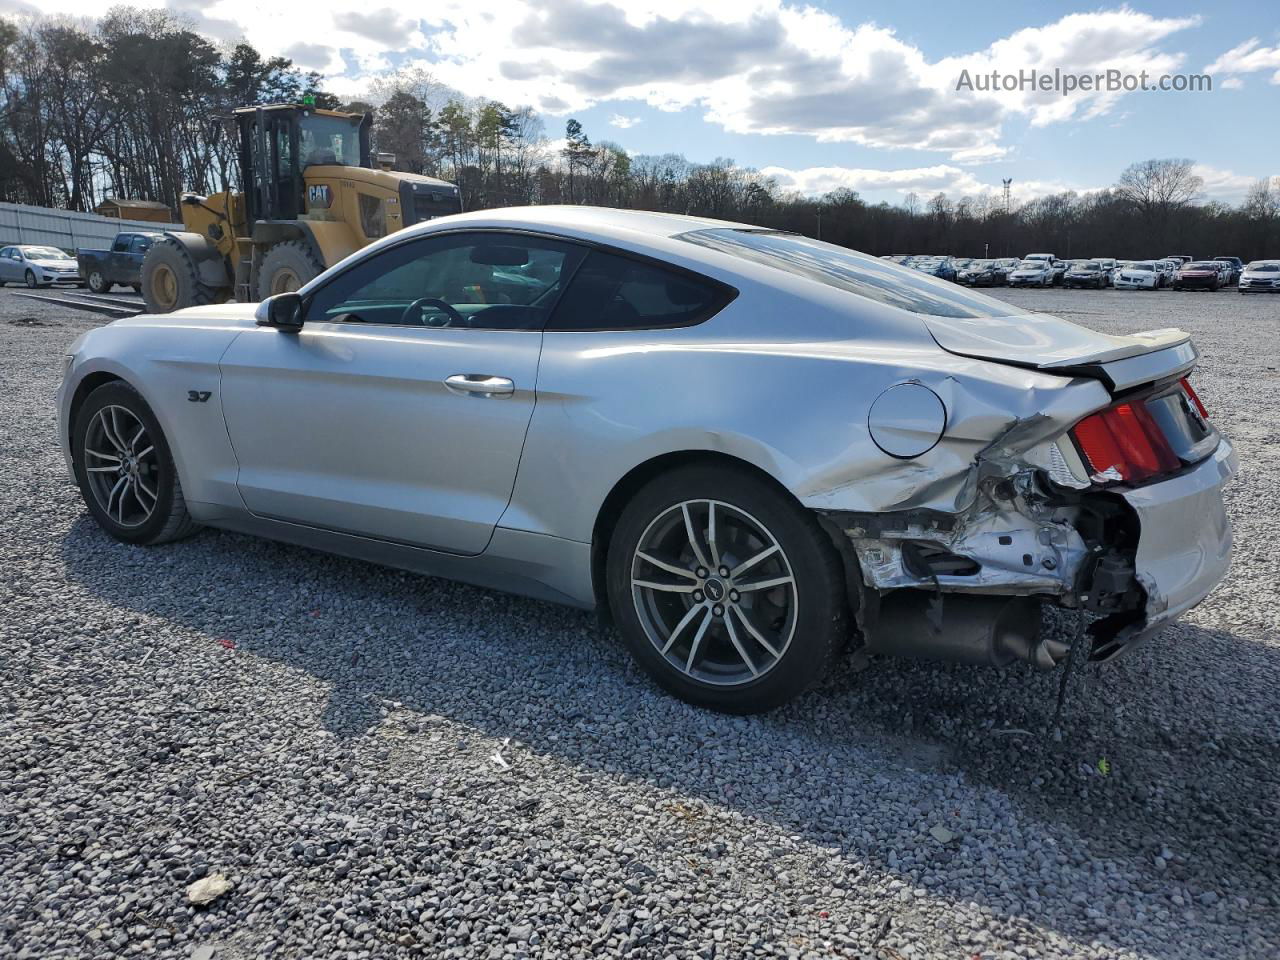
83;404;159;528
631;499;798;686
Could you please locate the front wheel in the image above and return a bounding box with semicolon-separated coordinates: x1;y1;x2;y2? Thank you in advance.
25;270;43;289
71;381;199;545
257;241;324;300
606;466;847;713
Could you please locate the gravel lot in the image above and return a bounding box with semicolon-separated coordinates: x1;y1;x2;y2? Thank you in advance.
2;285;1278;960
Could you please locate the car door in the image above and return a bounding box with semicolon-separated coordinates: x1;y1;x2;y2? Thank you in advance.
0;248;14;283
124;235;153;283
107;235;132;280
219;230;586;556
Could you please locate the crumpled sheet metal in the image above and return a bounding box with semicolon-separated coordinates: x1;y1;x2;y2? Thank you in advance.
799;366;1110;517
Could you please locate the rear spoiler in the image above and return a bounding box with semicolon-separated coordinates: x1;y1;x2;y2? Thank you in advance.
923;317;1196;393
1041;339;1197;392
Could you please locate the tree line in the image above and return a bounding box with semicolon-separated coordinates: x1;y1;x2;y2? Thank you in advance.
3;8;1279;260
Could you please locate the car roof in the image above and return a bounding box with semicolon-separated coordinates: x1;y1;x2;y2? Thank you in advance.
414;205;762;243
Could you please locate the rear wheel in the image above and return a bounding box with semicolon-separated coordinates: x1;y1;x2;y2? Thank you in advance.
257;241;324;300
142;236;226;313
71;381;199;545
607;466;846;713
87;270;111;293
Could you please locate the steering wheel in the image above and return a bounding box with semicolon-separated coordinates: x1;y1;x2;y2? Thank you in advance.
401;297;465;327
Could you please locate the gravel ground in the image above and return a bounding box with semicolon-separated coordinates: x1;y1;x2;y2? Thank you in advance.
1;285;1278;960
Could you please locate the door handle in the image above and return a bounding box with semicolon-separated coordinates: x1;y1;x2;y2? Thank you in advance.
444;374;515;397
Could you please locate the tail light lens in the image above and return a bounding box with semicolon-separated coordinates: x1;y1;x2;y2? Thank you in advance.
1070;383;1208;485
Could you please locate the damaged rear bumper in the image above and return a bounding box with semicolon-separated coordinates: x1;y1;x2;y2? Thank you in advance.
1100;437;1236;656
820;438;1237;668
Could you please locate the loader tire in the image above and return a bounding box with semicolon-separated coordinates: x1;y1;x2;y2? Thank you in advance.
142;236;226;314
257;241;324;300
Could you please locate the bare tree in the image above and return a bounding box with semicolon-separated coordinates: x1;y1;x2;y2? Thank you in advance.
1115;158;1204;222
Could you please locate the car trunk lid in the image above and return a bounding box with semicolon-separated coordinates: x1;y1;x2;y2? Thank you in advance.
921;313;1196;392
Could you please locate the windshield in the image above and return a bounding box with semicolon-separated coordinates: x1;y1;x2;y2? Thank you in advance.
1017;260;1042;269
1075;262;1100;270
299;114;361;168
1187;262;1217;270
1131;262;1154;271
1247;262;1280;272
23;246;70;259
678;229;1028;319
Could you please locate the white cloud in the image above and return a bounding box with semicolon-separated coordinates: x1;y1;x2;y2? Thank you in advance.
21;0;1207;161
762;163;1093;202
1193;164;1278;202
609;114;641;129
1205;38;1280;86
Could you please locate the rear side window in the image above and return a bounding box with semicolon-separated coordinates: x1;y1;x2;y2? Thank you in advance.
679;229;1029;320
547;250;731;331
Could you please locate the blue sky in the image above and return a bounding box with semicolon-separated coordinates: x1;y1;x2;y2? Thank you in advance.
23;0;1280;204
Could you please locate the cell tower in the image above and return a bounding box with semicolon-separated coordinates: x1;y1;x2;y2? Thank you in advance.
1002;178;1013;214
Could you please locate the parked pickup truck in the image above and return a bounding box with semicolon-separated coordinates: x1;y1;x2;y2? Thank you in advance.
78;231;163;293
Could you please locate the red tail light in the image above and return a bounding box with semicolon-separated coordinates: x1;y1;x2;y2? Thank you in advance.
1071;399;1180;484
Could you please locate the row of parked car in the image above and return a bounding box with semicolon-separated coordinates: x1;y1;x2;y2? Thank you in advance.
0;233;159;293
887;252;1280;293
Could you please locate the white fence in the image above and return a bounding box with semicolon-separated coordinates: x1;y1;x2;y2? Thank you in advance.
0;202;184;252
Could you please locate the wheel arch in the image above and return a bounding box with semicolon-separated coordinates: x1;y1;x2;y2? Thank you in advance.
588;449;857;622
67;371;125;449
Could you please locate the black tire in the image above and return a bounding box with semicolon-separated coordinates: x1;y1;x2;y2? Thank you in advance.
257;240;324;300
131;284;142;294
71;381;199;546
25;269;43;289
606;465;847;713
87;270;112;294
141;236;225;313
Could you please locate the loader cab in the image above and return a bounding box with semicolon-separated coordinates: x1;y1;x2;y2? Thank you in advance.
235;105;372;224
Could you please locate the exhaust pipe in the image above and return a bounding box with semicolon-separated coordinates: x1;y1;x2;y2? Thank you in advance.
865;592;1067;670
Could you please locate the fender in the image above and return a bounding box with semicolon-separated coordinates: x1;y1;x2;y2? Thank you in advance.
161;231;231;288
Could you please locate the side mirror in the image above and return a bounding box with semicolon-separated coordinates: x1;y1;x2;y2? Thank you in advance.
255;292;304;331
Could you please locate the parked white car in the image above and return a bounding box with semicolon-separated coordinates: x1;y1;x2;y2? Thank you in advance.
1113;261;1162;290
0;244;81;288
1239;260;1280;293
1154;260;1180;287
1007;259;1054;287
1093;258;1117;286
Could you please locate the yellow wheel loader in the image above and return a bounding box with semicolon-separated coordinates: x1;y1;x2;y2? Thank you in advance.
141;104;462;313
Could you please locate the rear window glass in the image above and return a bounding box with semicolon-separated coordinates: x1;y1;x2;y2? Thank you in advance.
679;229;1026;320
548;250;730;331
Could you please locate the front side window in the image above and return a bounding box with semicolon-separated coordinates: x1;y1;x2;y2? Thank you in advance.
112;236;130;252
130;236;153;254
547;250;731;331
306;232;583;330
680;229;1028;320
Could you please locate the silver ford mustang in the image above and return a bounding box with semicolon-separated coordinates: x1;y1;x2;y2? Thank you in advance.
56;207;1236;713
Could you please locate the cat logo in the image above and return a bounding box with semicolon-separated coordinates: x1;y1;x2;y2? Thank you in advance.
307;185;332;209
